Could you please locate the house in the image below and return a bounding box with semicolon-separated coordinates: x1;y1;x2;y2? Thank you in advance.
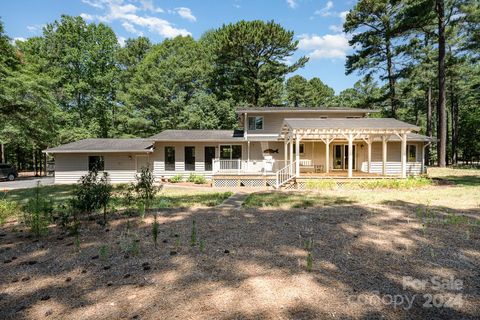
43;107;432;188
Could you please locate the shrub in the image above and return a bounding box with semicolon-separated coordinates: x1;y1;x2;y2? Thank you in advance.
193;175;207;184
306;177;433;190
306;179;337;190
97;173;113;225
23;182;54;236
0;195;19;226
135;167;159;213
170;174;183;183
152;219;159;248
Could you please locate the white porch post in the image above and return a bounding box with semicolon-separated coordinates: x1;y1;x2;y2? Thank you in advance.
325;139;330;174
289;138;293;174
247;140;250;172
295;135;300;177
382;136;388;176
284;139;287;167
367;139;372;174
347;133;353;178
401;133;407;178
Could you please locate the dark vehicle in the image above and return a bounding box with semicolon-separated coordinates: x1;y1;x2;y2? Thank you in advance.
0;164;18;181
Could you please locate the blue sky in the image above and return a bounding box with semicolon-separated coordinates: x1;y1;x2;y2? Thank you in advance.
2;0;361;93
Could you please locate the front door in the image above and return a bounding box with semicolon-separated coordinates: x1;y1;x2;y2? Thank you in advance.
332;144;356;170
204;146;215;171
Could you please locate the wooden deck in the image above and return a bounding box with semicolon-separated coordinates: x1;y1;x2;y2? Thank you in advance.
213;171;398;180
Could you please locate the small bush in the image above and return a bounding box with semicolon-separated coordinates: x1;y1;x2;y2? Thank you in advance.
0;197;19;225
23;182;54;236
306;179;337;190
170;174;183;183
187;173;198;183
306;177;433;190
135;167;159;213
193;175;207;184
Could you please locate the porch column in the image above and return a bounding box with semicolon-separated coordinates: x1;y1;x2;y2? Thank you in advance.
247;140;250;172
382;136;388;176
401;133;407;178
284;139;287;167
289;138;293;173
325;139;330;173
367;139;372;174
347;133;353;178
295;135;300;177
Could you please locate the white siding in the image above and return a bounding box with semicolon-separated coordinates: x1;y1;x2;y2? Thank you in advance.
54;152;147;184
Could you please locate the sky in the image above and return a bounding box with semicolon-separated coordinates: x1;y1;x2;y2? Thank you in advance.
1;0;362;94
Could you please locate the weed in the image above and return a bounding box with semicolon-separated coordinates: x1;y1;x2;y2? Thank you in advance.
199;239;205;252
306;252;313;272
99;245;109;262
74;234;81;252
170;174;183;183
304;237;314;272
137;200;145;219
152;219;159;248
190;219;197;246
0;191;20;225
23;182;54;236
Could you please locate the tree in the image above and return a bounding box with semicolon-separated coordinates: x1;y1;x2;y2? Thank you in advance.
344;0;405;117
208;20;308;106
286;75;308;107
306;78;335;107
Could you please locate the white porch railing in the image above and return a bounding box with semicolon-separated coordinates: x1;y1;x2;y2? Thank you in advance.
212;159;289;174
275;160;297;189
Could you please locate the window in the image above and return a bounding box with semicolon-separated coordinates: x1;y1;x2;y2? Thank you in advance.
88;156;104;171
293;143;305;154
408;145;417;162
248;116;263;130
165;146;175;171
185;146;195;171
220;145;242;159
204;147;215;171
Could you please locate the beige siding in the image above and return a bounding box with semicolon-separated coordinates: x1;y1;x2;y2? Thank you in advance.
245;111;367;135
54;152;148;184
152;142;247;179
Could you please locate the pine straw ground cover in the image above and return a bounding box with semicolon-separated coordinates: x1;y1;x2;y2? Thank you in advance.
0;168;479;320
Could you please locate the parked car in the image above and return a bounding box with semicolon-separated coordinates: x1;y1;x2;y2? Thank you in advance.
0;164;18;181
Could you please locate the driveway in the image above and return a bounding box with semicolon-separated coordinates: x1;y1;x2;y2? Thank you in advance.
0;177;54;190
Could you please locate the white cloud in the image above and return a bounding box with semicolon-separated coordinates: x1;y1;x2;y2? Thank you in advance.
339;11;349;21
82;0;191;38
175;7;196;22
26;24;43;33
10;37;27;44
140;0;163;13
328;25;343;32
315;1;334;17
286;0;298;9
122;22;143;35
80;13;94;21
118;36;126;47
298;33;350;59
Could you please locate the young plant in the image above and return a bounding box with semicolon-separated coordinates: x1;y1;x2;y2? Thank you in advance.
23;181;54;236
199;239;205;253
135;167;158;216
304;237;314;272
97;172;113;225
74;234;81;253
152;219;159;248
170;174;183;183
99;245;109;262
190;219;197;246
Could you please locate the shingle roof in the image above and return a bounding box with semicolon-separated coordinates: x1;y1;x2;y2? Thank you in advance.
282;118;420;131
389;133;433;142
43;139;155;153
150;130;244;141
236;106;378;114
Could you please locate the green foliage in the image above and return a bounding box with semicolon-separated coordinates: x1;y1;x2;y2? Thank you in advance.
187;173;207;184
199;239;205;253
97;172;113;225
306;177;433;190
170;175;183;183
0;192;20;225
22;182;54;236
135;167;158;212
119;227;140;256
190;219;197;247
152;219;159;248
99;245;109;262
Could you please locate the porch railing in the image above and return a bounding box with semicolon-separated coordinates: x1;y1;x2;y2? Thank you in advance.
275;160;297;189
212;159;289;174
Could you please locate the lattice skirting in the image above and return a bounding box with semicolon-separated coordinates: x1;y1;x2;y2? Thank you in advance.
213;178;275;188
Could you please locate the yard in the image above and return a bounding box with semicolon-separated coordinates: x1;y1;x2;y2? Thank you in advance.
0;168;479;319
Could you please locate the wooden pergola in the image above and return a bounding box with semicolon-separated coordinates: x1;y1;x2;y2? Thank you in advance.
280;118;421;178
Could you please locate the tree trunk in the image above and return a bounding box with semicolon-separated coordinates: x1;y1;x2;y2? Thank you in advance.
0;143;4;163
436;0;447;167
426;86;432;165
385;41;397;118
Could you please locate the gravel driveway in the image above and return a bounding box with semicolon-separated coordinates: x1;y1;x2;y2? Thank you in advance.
0;177;54;190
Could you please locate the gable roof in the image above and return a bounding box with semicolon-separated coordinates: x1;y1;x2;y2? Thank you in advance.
236;106;378;114
282;118;420;131
43;139;155;154
150;130;244;141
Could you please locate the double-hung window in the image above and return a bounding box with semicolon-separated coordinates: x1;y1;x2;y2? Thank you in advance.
248;116;263;130
165;146;175;171
407;145;417;162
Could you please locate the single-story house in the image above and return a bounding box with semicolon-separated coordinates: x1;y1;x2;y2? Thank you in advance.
44;107;432;188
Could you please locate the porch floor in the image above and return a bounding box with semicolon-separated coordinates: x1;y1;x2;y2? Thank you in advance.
213;171;399;179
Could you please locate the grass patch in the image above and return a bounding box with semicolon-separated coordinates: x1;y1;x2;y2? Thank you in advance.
154;192;233;208
243;192;351;209
428;167;480;186
306;177;433;190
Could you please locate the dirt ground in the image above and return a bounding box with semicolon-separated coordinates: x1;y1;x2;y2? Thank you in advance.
1;199;479;319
